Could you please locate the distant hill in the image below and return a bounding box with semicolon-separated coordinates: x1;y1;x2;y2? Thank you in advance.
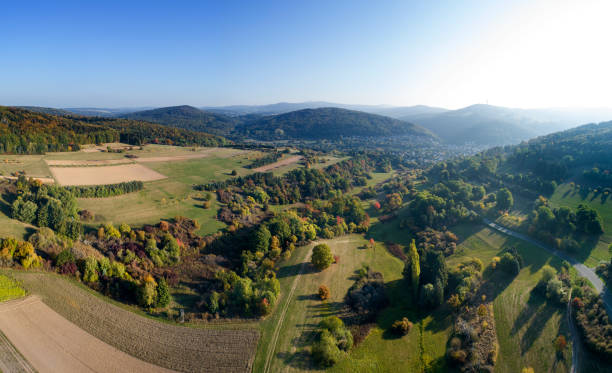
0;106;227;153
17;106;75;116
237;107;434;140
120;105;236;135
399;104;612;146
65;107;153;117
203;101;448;118
367;105;448;119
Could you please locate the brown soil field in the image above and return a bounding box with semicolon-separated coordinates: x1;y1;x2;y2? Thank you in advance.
0;296;174;373
0;328;35;373
3;271;259;373
46;159;134;166
134;148;245;163
254;155;303;172
50;163;166;185
80;143;134;153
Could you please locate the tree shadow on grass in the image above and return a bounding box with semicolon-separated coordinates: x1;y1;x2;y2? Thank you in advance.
275;328;321;371
306;301;345;319
296;294;319;301
520;302;560;354
277;263;317;279
510;290;545;336
480;267;516;302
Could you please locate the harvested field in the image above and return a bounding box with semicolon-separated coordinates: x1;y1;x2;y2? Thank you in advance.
80;143;134;153
0;296;173;373
50;163;166;185
135;148;245;163
0;329;35;373
254;155;302;172
4;271;259;373
46;159;134;166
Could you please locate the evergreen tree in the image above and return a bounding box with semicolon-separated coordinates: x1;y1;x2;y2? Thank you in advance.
156;277;171;308
407;239;420;298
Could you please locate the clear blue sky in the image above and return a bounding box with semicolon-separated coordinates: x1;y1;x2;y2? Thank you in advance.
2;0;611;109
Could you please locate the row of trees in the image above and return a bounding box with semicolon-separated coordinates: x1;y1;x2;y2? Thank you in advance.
245;151;282;169
64;181;144;198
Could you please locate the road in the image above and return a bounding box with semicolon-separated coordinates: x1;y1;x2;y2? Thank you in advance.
484;219;612;317
484;219;612;373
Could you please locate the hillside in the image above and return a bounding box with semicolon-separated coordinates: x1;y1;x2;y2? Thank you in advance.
0;106;227;153
203;101;449;118
237;107;435;140
17;106;75;116
120;105;236;135
400;104;612;146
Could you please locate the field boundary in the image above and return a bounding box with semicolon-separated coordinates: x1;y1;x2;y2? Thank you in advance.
0;327;36;373
254;155;302;173
5;272;259;373
263;244;314;373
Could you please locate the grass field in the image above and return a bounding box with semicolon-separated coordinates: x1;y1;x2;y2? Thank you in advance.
2;269;259;373
549;182;612;266
450;224;571;373
76;148;257;236
254;235;440;372
0;274;26;302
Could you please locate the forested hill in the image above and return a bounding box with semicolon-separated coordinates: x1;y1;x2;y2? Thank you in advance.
120;105;236;136
0;106;228;154
237;107;435;140
430;120;612;197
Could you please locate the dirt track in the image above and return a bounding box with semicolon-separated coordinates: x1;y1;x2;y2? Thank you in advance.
254;155;303;172
50;163;166;185
0;296;174;373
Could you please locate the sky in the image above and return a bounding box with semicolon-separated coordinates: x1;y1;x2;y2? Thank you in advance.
1;0;611;109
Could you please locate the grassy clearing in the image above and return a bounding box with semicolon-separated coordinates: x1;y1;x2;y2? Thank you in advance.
549;182;612;266
0;155;51;178
77;150;255;236
253;234;406;372
2;269;259;372
0;182;34;240
0;275;26;302
450;224;571;373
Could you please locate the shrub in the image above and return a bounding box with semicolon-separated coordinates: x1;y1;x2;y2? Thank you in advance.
104;224;121;239
312;316;353;366
554;335;567;352
155;277;171;308
391;317;413;335
311;244;333;271
318;285;330;300
82;257;99;283
498;252;520;275
540;265;557;283
138;278;158;307
56;249;75;268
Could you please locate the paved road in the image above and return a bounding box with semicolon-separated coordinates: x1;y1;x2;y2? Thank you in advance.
484;219;612;317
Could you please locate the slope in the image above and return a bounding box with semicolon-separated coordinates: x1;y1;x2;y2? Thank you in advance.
121;105;236;135
237;107;435;140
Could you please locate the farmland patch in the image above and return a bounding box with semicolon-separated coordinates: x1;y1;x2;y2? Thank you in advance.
50;163;166;185
3;271;259;373
0;296;173;373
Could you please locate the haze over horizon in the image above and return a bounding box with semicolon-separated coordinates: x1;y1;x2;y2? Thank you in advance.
2;0;611;109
